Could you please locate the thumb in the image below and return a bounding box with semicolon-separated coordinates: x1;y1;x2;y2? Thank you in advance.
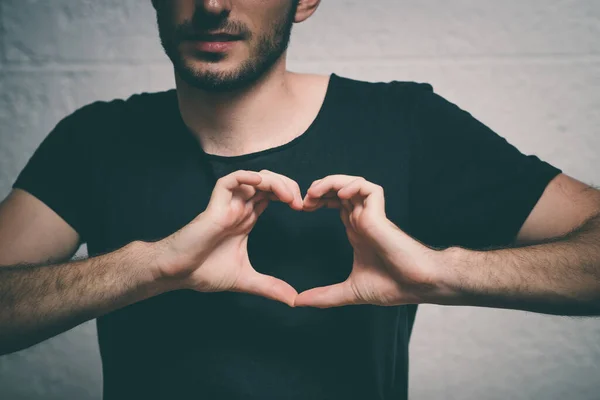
293;281;358;308
234;268;298;307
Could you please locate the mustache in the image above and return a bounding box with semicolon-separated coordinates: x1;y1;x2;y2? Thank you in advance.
173;18;252;42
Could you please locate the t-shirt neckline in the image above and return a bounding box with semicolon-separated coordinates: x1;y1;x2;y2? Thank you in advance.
173;73;338;164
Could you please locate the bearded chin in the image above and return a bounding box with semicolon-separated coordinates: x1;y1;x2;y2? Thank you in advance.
158;4;297;93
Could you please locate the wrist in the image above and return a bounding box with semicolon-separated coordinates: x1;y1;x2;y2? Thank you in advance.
426;246;474;306
144;211;225;290
128;239;186;293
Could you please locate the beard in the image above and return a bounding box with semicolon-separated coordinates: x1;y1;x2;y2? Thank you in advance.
155;2;298;92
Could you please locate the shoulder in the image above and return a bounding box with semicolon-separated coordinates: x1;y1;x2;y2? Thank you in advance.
67;88;176;127
329;73;434;108
326;73;443;128
324;74;443;140
53;89;177;147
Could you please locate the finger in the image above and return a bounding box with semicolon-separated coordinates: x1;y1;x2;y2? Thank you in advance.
252;192;282;203
213;170;263;204
253;198;270;218
235;269;298;307
340;207;362;246
303;190;340;211
304;175;364;210
337;179;385;211
254;171;295;205
234;184;257;201
306;177;386;219
304;177;325;201
250;189;270;204
306;175;359;199
336;178;367;200
261;170;303;211
340;198;353;214
339;200;363;237
294;281;359;308
222;170;263;190
303;197;343;212
339;206;351;228
322;198;343;209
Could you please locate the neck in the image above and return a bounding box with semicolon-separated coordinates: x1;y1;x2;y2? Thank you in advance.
175;57;301;157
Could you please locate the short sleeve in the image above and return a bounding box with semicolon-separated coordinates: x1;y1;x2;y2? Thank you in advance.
407;87;562;250
12;108;93;243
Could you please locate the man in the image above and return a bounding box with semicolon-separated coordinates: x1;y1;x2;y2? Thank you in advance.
1;0;599;399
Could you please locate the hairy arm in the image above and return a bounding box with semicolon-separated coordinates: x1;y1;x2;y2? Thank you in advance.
437;212;600;315
0;240;171;355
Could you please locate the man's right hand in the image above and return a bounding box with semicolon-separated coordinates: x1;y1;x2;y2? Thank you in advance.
0;169;303;354
154;169;304;306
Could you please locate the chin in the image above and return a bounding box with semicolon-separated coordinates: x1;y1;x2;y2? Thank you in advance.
176;66;248;92
173;44;280;92
186;65;243;82
189;57;238;72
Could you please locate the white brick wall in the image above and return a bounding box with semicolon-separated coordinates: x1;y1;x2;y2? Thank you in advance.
1;1;599;399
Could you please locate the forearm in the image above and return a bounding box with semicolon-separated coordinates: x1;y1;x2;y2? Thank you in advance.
434;213;600;316
0;240;173;355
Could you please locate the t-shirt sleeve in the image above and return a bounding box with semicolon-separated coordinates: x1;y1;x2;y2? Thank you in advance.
406;86;563;250
12;108;94;243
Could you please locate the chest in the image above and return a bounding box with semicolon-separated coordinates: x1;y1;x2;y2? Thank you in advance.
87;139;411;289
89;132;414;369
94;148;408;239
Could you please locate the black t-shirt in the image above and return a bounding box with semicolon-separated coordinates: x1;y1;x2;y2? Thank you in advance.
12;73;562;400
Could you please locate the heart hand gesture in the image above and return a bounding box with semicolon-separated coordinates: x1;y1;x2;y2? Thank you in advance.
296;175;442;308
155;169;303;306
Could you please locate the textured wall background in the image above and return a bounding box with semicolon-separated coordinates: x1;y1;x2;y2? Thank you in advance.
0;0;599;399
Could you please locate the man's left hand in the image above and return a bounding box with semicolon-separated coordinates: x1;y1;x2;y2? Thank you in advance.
295;175;446;308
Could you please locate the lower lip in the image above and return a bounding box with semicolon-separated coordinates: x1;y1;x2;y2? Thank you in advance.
190;40;237;53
